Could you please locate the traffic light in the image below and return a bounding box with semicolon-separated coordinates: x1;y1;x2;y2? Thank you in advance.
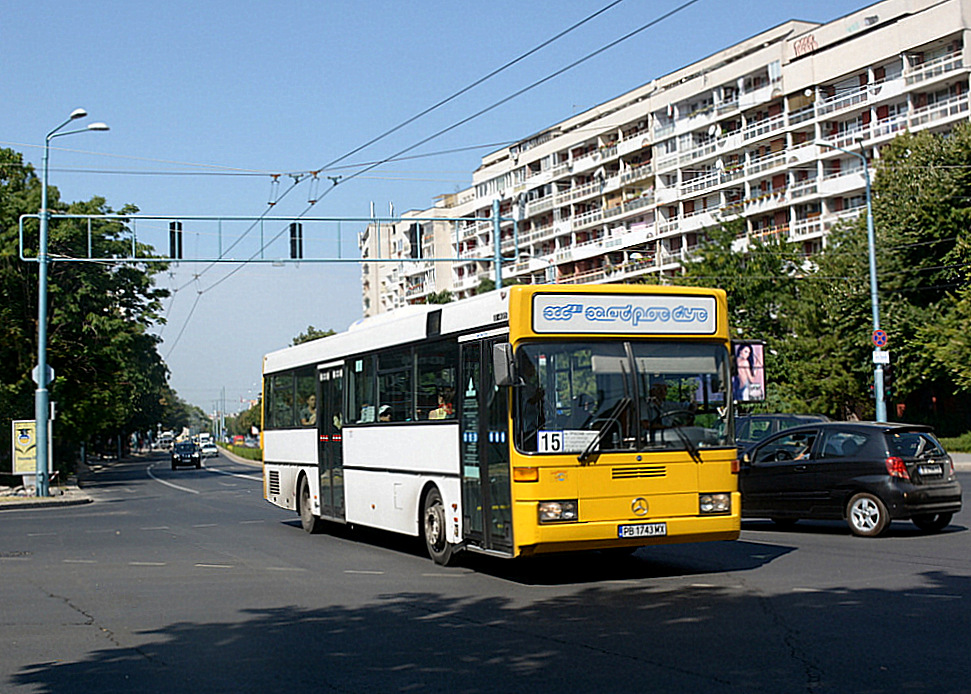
168;221;183;259
408;223;422;259
289;222;303;260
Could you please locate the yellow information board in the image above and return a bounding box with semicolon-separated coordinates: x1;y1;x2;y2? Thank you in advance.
12;420;37;475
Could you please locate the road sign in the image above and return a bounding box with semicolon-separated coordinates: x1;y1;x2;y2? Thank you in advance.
872;330;888;348
873;350;890;364
31;365;54;386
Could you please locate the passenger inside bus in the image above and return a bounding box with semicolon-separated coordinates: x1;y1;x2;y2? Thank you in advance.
379;405;392;422
428;387;455;419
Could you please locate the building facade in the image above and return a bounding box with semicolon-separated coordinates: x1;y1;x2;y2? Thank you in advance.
361;0;970;316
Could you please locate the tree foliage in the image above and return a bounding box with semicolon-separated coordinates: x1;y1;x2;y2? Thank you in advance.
291;325;336;346
0;147;173;469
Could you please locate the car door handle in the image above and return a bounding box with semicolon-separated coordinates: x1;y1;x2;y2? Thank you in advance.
794;465;808;472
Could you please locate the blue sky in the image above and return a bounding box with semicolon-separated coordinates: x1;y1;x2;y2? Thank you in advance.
3;0;868;414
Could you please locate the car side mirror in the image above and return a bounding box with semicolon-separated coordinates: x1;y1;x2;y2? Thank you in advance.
493;342;516;387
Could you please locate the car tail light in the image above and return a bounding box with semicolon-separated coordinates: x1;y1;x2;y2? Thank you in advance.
885;456;910;480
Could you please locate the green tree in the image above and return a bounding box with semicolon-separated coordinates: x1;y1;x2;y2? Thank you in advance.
291;325;335;346
0;147;171;470
426;289;454;304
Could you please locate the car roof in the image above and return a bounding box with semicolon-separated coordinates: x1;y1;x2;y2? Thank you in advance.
766;421;934;434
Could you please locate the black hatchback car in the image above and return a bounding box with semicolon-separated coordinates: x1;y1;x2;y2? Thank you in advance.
739;422;962;536
171;441;202;470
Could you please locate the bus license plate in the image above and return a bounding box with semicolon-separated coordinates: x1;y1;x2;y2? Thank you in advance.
618;523;667;539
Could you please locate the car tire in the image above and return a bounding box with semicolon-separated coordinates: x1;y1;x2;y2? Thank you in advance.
911;512;952;533
422;487;454;566
847;492;889;537
298;475;320;534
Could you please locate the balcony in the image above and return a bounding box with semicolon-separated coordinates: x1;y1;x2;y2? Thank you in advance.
746;149;787;176
905;51;964;86
909;93;969;128
816;85;869;117
620;162;654;185
742;113;785;141
573;208;604;230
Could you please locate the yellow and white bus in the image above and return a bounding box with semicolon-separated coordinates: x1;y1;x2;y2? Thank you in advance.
262;284;739;565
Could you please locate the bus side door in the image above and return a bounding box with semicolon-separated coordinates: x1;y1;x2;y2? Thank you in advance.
317;364;345;520
460;337;512;553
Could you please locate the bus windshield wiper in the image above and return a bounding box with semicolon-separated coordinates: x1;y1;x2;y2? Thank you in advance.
669;424;703;464
578;397;631;464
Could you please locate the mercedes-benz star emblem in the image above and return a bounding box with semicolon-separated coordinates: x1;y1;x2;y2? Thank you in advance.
631;497;649;516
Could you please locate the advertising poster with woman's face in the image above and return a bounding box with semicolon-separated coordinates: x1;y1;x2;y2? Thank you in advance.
733;342;765;403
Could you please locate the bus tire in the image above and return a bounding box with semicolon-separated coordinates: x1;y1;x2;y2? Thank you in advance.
298;475;321;534
422;487;453;566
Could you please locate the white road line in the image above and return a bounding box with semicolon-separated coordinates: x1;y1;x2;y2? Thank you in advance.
193;523;218;528
140;526;170;531
195;563;234;569
27;532;57;537
267;566;308;572
147;463;200;495
129;561;167;567
240;520;265;525
205;465;262;482
344;570;385;575
63;559;96;564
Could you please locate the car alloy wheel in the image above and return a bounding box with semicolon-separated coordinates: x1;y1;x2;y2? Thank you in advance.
847;492;889;537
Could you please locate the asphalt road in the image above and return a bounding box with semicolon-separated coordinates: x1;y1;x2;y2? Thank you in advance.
1;452;968;693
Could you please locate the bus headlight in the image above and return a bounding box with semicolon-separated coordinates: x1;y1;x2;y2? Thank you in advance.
538;500;578;523
699;493;731;515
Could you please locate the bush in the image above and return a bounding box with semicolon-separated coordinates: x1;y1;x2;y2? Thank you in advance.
939;432;971;453
224;444;262;461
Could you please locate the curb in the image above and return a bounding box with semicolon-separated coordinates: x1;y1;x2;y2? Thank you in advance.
0;486;92;511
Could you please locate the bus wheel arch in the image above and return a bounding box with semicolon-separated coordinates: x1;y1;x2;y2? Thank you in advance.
297;472;321;534
420;484;454;566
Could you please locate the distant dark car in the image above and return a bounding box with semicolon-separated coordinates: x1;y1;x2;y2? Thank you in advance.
171;442;201;470
736;413;829;450
739;422;962;536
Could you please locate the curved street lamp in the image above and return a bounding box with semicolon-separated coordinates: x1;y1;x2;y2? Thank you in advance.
816;139;887;422
34;110;110;496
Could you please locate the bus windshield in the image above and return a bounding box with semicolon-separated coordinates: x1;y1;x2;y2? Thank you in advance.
514;341;731;455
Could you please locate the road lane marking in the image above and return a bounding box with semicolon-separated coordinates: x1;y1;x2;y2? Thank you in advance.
195;563;234;569
267;566;308;572
240;520;265;525
27;532;57;537
193;523;218;528
140;526;170;531
147;463;200;494
64;559;96;564
205;466;262;482
129;562;167;567
345;570;384;575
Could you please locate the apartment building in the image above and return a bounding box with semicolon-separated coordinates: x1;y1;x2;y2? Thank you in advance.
361;0;970;316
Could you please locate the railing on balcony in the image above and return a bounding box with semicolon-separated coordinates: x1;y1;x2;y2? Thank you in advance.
790;179;819;199
909;93;969;127
573;208;604;230
905;51;964;86
788;104;816;125
872;113;908;139
746;149;787;176
816;85;870;117
620;162;653;185
742;112;785;141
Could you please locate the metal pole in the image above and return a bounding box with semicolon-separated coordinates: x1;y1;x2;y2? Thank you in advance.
34;111;108;496
818;140;886;422
493;199;502;290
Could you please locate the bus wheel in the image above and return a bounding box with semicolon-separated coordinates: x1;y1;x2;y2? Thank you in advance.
422;487;453;566
298;476;320;534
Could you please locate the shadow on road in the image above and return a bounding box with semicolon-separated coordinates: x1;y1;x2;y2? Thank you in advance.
13;569;970;693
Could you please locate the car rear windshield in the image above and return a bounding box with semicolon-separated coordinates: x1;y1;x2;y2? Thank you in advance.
888;430;946;458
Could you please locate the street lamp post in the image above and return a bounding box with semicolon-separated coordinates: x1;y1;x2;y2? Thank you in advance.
817;140;887;422
34;109;109;496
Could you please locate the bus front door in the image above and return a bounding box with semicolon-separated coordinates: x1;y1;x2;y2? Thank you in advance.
460;338;512;554
317;364;345;520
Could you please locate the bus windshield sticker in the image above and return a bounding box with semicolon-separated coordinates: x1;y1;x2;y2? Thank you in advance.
537;430;599;453
533;294;716;335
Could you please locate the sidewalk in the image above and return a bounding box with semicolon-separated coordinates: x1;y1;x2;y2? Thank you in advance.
0;476;92;511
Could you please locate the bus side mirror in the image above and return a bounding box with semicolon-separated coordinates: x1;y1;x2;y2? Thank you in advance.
493;343;516;387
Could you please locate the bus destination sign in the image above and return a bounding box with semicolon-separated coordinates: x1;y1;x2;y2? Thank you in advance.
532;293;717;335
